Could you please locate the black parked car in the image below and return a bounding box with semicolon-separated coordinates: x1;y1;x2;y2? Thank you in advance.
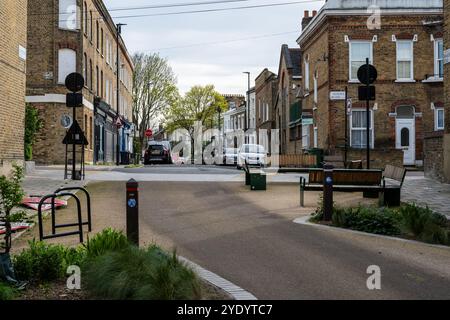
144;141;173;165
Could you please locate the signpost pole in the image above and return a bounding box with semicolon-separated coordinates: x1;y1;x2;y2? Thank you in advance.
365;58;371;169
72;105;76;180
344;86;348;166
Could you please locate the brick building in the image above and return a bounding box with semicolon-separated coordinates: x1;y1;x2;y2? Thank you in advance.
297;0;444;169
0;1;27;175
26;0;134;165
423;0;450;182
275;45;302;155
255;69;277;153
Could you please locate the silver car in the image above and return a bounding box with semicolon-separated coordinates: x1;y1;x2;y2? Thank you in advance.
237;144;267;169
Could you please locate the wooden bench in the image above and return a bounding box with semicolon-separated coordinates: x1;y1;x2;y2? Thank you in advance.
380;165;407;207
299;165;406;207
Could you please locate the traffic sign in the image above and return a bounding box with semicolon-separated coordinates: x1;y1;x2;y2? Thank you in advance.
62;120;88;146
61;115;73;129
65;73;84;92
115;117;123;129
145;129;153;138
358;86;376;101
66;92;83;108
357;64;377;84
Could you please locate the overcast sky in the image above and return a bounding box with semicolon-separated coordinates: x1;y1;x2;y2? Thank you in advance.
103;0;325;95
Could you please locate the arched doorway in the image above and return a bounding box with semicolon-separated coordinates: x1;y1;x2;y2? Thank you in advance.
395;106;415;165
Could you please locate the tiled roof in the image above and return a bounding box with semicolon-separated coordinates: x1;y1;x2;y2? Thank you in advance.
281;45;302;77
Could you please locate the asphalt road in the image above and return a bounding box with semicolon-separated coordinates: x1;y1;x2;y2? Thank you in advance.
137;181;450;300
113;165;239;175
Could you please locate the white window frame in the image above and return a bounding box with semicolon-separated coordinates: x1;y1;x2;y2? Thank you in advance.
349;41;373;82
59;0;79;31
58;49;76;84
396;40;414;81
350;109;374;149
302;124;311;149
304;56;310;92
313;73;318;104
314;127;318;148
435;108;445;131
434;39;444;79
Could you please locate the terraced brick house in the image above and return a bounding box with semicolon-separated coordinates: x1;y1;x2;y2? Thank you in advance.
275;45;302;155
0;0;27;175
26;0;134;165
297;0;444;169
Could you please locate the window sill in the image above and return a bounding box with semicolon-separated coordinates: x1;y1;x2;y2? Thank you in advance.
422;77;443;83
395;79;416;83
348;79;361;84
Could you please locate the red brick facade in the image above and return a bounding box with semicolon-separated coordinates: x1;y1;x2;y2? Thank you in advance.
298;7;444;169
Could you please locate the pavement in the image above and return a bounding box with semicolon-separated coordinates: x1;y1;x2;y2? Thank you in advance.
402;173;450;218
28;165;450;219
14;179;450;300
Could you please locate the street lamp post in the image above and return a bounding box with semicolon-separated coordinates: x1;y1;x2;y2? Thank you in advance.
243;72;250;143
116;23;126;166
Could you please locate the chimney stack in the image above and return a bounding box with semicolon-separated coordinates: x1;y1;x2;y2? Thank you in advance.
301;10;313;31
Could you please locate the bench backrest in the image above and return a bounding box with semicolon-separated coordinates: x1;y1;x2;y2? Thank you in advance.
383;165;407;186
309;169;383;186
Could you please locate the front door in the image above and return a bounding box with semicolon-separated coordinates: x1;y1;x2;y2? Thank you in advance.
396;119;415;165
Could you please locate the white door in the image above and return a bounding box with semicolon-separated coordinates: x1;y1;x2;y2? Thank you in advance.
396;119;415;165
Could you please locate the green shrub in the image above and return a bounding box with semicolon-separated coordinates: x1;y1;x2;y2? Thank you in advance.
398;204;449;245
83;245;202;300
7;211;28;223
332;206;401;236
85;228;130;259
13;240;74;282
0;282;16;300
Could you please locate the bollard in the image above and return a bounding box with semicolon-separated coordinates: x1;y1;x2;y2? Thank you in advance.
323;165;334;221
299;177;305;207
126;179;139;246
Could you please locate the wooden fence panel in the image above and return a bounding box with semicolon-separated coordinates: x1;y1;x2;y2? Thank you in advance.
278;154;317;168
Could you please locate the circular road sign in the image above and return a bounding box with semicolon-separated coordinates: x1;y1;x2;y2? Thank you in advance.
357;64;378;84
65;72;85;92
145;129;153;138
61;114;73;129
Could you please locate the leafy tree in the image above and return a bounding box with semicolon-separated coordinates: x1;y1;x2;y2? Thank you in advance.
24;104;43;161
164;85;228;162
0;164;25;255
132;53;178;152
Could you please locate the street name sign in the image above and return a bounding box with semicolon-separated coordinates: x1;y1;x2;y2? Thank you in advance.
330;91;346;101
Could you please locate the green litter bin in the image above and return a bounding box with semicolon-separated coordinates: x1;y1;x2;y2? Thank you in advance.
250;172;267;191
308;148;324;168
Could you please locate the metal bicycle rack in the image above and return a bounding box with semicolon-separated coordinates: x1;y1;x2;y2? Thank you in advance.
54;187;92;233
37;188;92;243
